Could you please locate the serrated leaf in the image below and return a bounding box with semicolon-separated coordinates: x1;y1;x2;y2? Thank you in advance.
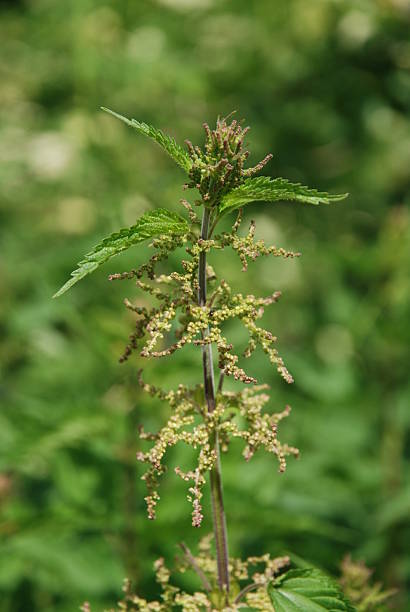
101;107;192;173
219;176;348;215
53;209;189;297
268;569;356;612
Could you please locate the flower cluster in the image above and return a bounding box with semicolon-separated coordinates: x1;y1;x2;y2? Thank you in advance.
219;209;300;272
136;372;298;525
114;211;296;385
339;555;396;610
185;114;272;206
82;536;290;611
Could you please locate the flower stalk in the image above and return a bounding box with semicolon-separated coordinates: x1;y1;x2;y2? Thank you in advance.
198;206;230;597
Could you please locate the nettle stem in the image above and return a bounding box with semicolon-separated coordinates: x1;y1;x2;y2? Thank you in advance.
198;207;230;596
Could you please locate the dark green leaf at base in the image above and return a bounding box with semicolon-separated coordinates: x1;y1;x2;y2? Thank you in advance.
268;568;356;612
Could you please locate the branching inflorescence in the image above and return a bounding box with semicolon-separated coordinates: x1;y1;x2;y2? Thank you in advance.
91;535;291;612
110;205;300;526
56;112;349;610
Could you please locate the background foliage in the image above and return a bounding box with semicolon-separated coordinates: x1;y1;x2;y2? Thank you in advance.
1;0;409;610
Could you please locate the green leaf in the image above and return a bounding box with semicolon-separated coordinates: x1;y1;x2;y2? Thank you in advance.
53;208;189;297
219;176;348;215
268;569;356;612
101;107;192;173
285;552;318;570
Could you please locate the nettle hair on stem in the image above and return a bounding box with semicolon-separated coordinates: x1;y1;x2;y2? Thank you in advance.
55;112;358;611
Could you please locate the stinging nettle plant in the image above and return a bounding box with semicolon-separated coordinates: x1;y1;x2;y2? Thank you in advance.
54;110;360;611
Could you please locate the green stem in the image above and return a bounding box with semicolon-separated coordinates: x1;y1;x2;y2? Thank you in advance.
198;207;230;596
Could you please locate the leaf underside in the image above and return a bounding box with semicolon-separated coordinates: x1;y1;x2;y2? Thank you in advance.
219;176;348;215
268;569;356;612
53;209;189;298
101;107;192;173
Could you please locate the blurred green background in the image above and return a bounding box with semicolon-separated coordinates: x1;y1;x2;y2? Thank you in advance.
1;0;409;610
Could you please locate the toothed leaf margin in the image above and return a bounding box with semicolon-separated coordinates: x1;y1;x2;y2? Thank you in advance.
219;176;348;215
54;208;189;297
102;107;192;173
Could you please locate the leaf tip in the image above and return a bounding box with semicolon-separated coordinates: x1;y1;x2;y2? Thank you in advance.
331;192;349;203
100;107;132;126
52;283;70;299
